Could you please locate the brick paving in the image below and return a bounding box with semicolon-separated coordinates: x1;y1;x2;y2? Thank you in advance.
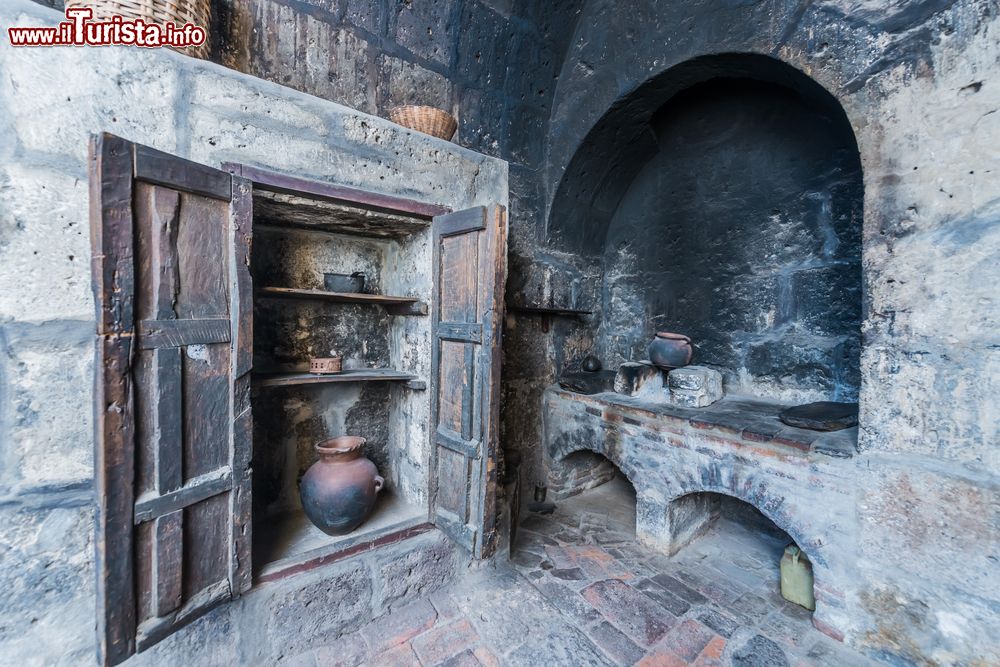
286;478;872;666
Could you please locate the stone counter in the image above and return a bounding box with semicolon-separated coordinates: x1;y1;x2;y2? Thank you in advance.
542;386;860;642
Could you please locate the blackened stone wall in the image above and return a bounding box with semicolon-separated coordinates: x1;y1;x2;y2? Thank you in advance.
207;0;579;175
601;79;863;403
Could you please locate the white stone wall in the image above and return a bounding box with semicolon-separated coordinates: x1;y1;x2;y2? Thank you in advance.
0;1;506;664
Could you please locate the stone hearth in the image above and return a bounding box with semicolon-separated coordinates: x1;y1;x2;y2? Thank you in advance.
543;386;858;641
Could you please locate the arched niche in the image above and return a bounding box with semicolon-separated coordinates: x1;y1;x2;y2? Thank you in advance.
547;53;863;402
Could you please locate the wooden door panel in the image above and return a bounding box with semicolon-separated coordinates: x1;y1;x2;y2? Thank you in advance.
430;205;507;559
174;192;229;318
181;347;231;479
90;133;253;666
436;447;469;523
439;232;479;322
439;340;474;437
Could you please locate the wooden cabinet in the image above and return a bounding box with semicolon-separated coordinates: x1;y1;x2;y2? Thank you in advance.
90;134;507;666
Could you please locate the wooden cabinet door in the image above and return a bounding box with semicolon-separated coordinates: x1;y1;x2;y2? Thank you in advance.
90;133;253;666
429;205;507;558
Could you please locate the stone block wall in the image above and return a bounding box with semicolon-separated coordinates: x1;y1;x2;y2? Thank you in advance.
206;0;579;172
0;2;506;663
534;1;1000;664
8;0;1000;664
133;528;458;665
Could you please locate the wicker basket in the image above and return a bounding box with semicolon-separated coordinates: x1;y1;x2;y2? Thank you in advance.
389;106;457;141
65;0;210;59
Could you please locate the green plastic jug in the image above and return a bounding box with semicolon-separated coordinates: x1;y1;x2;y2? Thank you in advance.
780;545;816;611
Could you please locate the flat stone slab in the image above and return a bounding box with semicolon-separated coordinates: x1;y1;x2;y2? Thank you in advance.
581;579;675;647
779;402;858;431
731;634;790;667
548;387;858;456
544;545;634;581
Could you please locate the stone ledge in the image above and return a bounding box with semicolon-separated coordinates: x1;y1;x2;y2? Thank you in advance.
549;387;857;459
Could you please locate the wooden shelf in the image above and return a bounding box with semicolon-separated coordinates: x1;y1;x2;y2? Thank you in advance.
509;305;593;316
509;305;592;333
257;287;427;315
253;368;421;388
252;191;431;239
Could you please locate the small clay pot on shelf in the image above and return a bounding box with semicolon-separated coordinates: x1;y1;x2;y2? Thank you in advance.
300;436;384;536
309;356;343;374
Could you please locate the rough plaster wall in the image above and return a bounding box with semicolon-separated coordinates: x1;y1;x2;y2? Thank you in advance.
385;232;434;503
534;1;1000;664
0;2;506;663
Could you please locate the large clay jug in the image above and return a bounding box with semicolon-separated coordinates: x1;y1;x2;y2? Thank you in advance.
300;436;383;535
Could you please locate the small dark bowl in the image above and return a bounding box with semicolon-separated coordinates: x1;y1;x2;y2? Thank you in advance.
324;272;366;294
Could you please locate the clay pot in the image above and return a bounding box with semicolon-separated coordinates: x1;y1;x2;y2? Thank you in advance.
581;355;602;372
300;436;383;536
647;332;693;370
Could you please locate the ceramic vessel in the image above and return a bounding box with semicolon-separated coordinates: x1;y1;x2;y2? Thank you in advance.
647;332;693;370
300;436;383;535
309;356;343;374
323;272;367;294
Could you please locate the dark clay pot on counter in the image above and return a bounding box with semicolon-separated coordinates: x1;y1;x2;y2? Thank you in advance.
648;332;693;370
300;436;383;535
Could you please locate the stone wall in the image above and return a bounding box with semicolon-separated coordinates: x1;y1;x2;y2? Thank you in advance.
6;0;999;664
524;1;1000;665
0;1;506;663
131;528;457;665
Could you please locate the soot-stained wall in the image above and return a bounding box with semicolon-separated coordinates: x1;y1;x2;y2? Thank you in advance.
601;79;863;402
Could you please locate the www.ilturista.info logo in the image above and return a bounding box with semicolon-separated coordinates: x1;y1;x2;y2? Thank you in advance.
8;7;206;48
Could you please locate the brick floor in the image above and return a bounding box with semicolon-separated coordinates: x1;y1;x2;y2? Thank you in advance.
411;619;481;665
582;579;676;647
289;477;874;666
361;599;438;655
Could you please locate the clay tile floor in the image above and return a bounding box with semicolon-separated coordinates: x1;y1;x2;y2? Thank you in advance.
287;477;872;666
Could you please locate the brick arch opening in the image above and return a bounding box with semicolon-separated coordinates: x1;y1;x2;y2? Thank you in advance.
547;447;637;522
641;487;828;627
654;475;825;570
665;492;813;594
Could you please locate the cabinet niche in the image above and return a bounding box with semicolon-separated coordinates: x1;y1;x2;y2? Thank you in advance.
248;177;437;579
91;137;506;667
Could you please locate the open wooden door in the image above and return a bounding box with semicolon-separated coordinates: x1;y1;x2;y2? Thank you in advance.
90;133;253;666
429;205;507;559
